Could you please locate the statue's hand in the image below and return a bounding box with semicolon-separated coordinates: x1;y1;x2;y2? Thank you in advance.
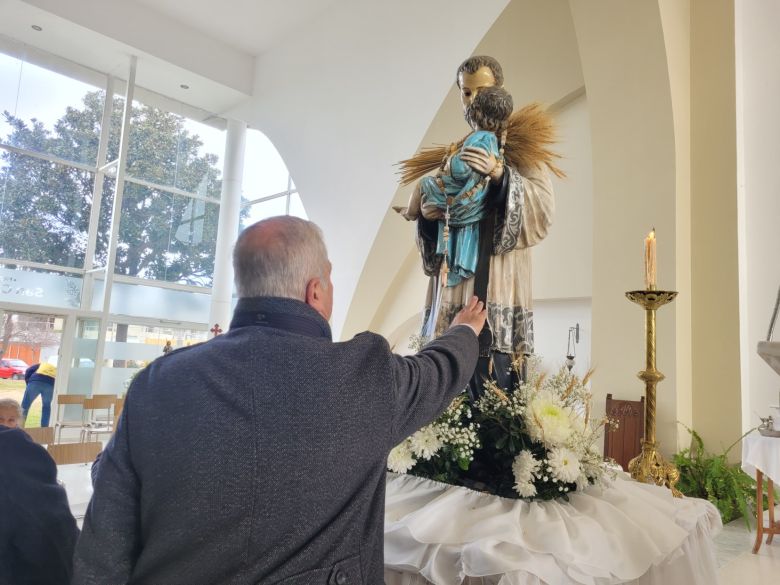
460;146;504;182
392;205;417;221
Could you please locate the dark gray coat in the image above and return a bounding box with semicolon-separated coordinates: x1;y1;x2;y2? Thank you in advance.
72;297;478;584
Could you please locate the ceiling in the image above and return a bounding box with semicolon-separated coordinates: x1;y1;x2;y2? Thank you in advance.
132;0;339;56
1;0;256;116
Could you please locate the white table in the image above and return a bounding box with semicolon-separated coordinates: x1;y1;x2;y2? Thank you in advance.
57;463;93;522
384;472;722;585
741;433;780;553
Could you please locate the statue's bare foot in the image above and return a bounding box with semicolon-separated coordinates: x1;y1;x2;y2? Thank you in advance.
392;205;417;221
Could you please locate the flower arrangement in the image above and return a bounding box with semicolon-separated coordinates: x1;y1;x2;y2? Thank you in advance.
388;355;615;501
388;397;480;484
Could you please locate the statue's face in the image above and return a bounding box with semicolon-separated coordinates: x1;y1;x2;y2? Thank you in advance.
459;66;498;111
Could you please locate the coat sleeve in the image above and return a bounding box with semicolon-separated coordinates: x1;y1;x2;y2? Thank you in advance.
72;385;142;585
388;325;479;445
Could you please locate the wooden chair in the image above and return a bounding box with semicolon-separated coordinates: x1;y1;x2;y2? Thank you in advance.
113;396;126;431
23;426;55;445
81;395;117;442
47;441;102;465
603;393;645;471
53;394;86;443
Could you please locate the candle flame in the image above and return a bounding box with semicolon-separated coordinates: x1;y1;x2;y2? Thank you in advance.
648;228;655;239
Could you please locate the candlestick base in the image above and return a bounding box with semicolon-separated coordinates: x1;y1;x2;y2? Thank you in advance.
628;440;682;497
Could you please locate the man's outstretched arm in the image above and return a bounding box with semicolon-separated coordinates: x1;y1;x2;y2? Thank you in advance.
389;297;485;444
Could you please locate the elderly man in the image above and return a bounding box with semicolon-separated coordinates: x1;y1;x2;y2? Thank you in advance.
73;216;484;585
0;399;79;584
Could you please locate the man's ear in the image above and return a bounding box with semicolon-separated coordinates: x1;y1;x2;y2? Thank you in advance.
305;277;319;306
305;277;326;317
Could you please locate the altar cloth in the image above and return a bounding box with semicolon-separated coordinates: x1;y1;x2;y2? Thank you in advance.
741;432;780;485
384;472;722;585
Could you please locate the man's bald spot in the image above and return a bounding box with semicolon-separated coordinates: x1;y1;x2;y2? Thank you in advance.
236;217;290;256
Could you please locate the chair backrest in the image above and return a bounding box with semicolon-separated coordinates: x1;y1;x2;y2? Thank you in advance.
114;396;125;417
56;394;86;405
23;426;55;445
83;395;115;418
47;441;102;465
89;394;117;409
603;393;645;471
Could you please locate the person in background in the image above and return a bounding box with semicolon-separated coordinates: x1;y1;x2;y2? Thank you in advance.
0;401;79;584
162;340;173;355
20;362;57;427
0;397;22;428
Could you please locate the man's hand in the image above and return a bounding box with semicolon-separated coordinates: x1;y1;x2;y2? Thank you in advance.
450;296;487;335
460;146;504;182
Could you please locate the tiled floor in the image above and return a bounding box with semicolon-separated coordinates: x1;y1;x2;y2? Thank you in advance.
715;506;780;583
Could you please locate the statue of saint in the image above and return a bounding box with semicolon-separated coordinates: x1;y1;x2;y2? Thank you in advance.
397;55;562;397
395;85;514;286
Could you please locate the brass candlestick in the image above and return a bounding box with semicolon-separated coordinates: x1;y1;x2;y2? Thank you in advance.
625;288;682;497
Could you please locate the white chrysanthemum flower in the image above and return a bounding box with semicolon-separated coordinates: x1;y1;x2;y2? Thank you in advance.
512;450;542;485
514;480;537;498
410;426;443;460
387;441;416;473
548;447;581;483
526;391;574;446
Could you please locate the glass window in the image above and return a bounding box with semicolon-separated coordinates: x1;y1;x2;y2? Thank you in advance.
288;192;308;219
0;51;106;166
89;279;210;322
125;100;224;196
67;318;99;395
243;130;290;199
0;150;92;267
113;183;219;286
91;176;116;269
241;195;288;230
97;322;208;393
0;266;83;309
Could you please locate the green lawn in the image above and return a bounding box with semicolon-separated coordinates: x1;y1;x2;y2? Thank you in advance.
0;378;42;427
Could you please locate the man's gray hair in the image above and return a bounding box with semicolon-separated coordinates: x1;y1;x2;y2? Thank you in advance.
0;398;22;417
233;216;329;300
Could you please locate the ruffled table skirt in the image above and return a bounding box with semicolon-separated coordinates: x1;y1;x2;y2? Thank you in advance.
384;472;722;585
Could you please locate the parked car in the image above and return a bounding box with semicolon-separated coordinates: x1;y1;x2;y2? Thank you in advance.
0;358;30;380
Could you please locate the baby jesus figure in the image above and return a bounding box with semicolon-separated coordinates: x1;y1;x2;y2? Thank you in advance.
394;86;513;286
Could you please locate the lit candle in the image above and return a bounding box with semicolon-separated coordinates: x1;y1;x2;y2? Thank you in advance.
644;228;656;290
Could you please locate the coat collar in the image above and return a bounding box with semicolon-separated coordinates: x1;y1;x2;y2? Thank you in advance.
229;297;332;341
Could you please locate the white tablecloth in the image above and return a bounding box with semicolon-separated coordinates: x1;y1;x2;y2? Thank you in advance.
384;472;722;585
741;433;780;484
57;463;93;521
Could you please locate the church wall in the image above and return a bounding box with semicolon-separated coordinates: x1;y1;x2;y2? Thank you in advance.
735;0;780;431
690;0;743;454
532;91;593;301
658;0;693;449
533;298;592;380
569;0;680;456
